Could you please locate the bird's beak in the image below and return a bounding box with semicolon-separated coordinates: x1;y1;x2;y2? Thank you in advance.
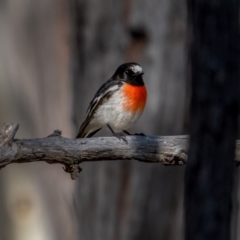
137;72;144;76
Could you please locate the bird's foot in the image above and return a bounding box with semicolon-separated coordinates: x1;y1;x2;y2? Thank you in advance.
134;133;146;136
107;125;128;143
113;132;128;143
123;130;146;136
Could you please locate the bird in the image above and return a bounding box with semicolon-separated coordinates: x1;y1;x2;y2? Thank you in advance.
76;62;147;140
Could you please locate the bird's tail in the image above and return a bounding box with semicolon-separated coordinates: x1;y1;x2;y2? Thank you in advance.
76;118;101;138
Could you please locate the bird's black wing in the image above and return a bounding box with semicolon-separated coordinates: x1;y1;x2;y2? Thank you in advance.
76;79;123;138
86;79;123;116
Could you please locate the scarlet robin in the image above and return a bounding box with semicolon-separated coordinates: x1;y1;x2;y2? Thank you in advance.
76;62;147;140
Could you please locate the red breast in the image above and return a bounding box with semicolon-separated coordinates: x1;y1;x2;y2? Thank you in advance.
121;83;147;113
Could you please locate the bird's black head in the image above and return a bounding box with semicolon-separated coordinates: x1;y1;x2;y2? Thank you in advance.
112;62;145;86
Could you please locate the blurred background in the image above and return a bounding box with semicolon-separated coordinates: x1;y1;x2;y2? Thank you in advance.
0;0;189;239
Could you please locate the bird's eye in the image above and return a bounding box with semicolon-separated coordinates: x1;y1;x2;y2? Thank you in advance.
125;70;133;75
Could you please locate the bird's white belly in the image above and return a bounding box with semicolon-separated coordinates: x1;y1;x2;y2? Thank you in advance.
93;91;142;132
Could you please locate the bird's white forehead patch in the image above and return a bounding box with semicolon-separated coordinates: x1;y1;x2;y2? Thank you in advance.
130;65;143;74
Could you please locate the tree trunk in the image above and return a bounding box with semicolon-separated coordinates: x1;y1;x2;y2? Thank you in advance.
185;0;240;239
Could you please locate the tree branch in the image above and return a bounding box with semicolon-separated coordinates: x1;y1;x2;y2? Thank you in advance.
0;123;239;179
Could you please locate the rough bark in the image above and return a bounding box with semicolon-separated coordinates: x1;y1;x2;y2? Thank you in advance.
0;123;187;179
1;122;240;180
185;0;240;239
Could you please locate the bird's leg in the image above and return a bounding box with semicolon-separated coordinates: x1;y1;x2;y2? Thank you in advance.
107;125;128;143
123;130;146;136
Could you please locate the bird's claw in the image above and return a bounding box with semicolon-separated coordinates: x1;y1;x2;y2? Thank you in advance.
134;133;146;136
123;130;145;136
113;133;128;143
